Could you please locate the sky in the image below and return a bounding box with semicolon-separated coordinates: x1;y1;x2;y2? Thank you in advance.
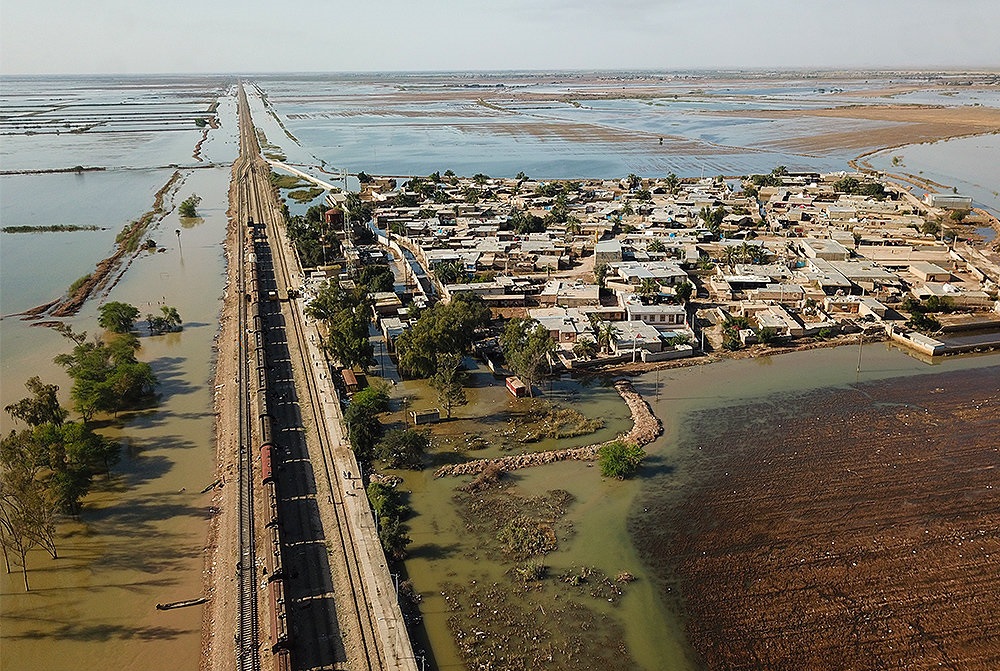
1;0;998;75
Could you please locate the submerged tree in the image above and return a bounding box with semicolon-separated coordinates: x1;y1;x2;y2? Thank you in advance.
54;330;157;421
178;194;202;218
500;319;555;398
147;305;183;335
98;301;140;334
4;377;68;428
429;352;467;419
598;440;645;479
376;429;429;470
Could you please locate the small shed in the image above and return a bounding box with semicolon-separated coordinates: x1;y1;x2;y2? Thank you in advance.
410;409;441;425
505;376;528;398
341;369;358;394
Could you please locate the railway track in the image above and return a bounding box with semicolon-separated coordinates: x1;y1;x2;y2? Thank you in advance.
233;82;395;671
235;87;262;671
262;168;384;671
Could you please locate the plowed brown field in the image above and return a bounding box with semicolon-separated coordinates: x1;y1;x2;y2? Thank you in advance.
633;365;1000;670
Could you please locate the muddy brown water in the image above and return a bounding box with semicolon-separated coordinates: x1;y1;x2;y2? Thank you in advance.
0;166;232;671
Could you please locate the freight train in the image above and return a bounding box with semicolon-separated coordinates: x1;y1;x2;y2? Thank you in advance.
246;217;291;660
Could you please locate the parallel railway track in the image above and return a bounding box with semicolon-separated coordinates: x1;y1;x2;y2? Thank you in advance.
233;82;389;671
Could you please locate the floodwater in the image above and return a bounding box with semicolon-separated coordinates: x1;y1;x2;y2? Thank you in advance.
865;133;1000;217
2;72;999;671
395;344;999;670
0;75;237;671
256;73;903;179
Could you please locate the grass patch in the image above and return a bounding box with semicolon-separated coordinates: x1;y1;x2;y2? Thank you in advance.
68;274;91;294
516;401;605;443
287;187;325;203
269;172;307;190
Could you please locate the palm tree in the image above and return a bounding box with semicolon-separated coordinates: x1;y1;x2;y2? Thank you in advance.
722;245;738;268
664;172;680;195
594;320;619;354
637;278;660;303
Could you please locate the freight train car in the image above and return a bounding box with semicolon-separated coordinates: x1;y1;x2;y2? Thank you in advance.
268;578;289;651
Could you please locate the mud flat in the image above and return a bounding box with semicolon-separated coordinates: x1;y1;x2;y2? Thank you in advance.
632;365;1000;670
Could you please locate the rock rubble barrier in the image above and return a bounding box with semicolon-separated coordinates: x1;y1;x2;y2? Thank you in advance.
434;380;662;478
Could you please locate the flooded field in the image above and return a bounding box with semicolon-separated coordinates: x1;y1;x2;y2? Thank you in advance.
2;71;999;671
383;342;1000;670
258;72;1000;180
633;363;1000;670
0;75;237;671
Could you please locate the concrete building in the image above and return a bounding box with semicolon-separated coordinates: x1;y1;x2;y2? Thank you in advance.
621;296;687;329
594;239;623;266
538;280;601;307
799;238;851;261
923;193;973;209
611;320;664;356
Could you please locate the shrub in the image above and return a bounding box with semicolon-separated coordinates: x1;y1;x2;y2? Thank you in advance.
598;440;645;479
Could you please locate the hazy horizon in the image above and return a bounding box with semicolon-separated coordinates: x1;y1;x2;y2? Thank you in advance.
2;1;998;76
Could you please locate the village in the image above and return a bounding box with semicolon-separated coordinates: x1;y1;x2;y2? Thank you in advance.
287;165;1000;380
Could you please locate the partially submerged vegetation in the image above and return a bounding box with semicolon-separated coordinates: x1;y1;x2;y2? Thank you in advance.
441;468;639;669
1;312;165;590
2;224;103;234
514;401;604;443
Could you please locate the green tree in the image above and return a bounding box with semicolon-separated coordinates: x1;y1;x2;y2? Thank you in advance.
592;318;619;354
664;172;680;195
433;261;467;285
98;301;140;334
509;208;545;235
394;294;491;379
674;280;693;305
637;278;661;302
178;194;201;218
699;206;726;236
378;516;411;560
0;466;56;591
500;319;555;397
345;387;389;464
757;326;781;345
147;305;183;335
572;338;598;360
429;352;467;419
326;304;374;368
54;331;157;420
376;429;429;469
4;377;68;427
594;263;609;288
647;239;665;253
346;386;390;420
597;440;645;479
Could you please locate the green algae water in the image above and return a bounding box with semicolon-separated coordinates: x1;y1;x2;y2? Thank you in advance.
396;344;999;670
